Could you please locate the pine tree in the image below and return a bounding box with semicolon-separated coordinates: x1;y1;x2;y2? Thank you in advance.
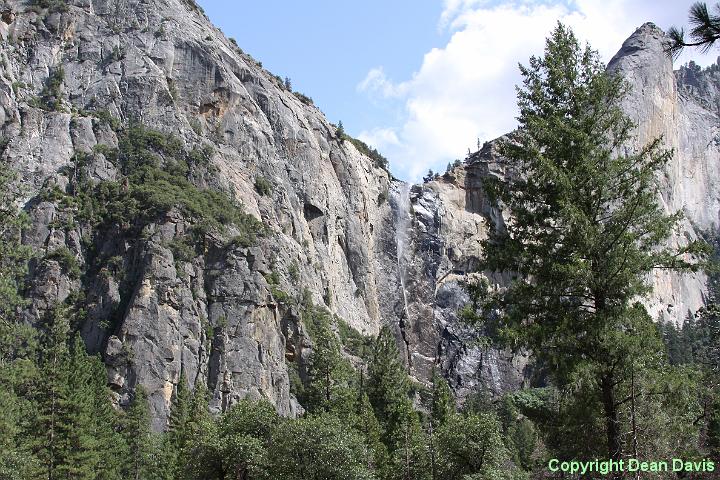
86;355;124;480
0;166;38;480
176;382;215;477
480;23;707;465
167;373;192;476
430;373;454;427
353;386;390;476
123;385;165;480
367;327;412;448
690;304;720;458
668;2;720;57
168;373;191;434
31;308;123;479
305;320;354;415
0;385;39;479
389;409;431;480
55;337;104;479
32;306;71;480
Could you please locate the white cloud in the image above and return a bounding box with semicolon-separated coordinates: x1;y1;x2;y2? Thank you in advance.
359;0;718;182
357;67;409;98
357;127;400;149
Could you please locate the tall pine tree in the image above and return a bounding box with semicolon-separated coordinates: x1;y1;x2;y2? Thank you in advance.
367;326;413;449
304;319;354;415
0;164;38;479
480;23;708;466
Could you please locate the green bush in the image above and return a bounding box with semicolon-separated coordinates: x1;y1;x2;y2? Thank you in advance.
92;109;121;131
0;137;9;157
77;125;261;235
11;82;25;95
271;286;291;304
288;261;299;281
254;176;272;196
301;302;332;342
337;318;372;359
293;91;314;106
167;237;196;264
187;144;214;167
34;67;65;111
342;134;389;172
189;118;203;135
44;247;81;279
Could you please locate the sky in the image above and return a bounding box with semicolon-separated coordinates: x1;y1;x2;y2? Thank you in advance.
198;0;718;182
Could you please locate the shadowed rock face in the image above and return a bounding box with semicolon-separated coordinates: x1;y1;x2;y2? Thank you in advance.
1;2;717;427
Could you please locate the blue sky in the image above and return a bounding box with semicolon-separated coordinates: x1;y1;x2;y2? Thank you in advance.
198;1;447;148
198;0;717;182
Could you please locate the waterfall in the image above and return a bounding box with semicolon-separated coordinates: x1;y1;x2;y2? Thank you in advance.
394;182;413;321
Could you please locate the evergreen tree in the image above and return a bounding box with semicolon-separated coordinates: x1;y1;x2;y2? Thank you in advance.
428;373;455;480
86;355;125;480
166;372;192;475
30;307;124;479
430;373;454;427
55;337;104;479
305;320;354;415
32;306;71;480
122;385;170;480
0;164;38;478
176;382;215;477
0;385;39;479
353;386;390;477
367;327;412;448
389;409;431;480
480;23;707;464
669;2;720;57
507;418;538;472
690;304;720;458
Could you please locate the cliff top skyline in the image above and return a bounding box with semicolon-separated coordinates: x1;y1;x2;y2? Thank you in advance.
199;0;718;182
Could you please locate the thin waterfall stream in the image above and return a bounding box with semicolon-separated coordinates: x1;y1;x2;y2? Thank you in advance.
393;182;414;370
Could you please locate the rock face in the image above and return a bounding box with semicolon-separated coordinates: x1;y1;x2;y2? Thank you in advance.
607;23;720;323
1;1;717;428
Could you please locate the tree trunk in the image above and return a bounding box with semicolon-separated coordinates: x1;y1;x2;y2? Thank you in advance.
428;420;436;480
405;421;411;480
630;366;640;480
601;373;623;479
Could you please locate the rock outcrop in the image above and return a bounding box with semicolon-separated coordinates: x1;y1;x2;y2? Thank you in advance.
607;23;720;323
1;1;717;428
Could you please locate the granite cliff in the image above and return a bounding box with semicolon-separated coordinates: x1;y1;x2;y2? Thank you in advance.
0;0;717;428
